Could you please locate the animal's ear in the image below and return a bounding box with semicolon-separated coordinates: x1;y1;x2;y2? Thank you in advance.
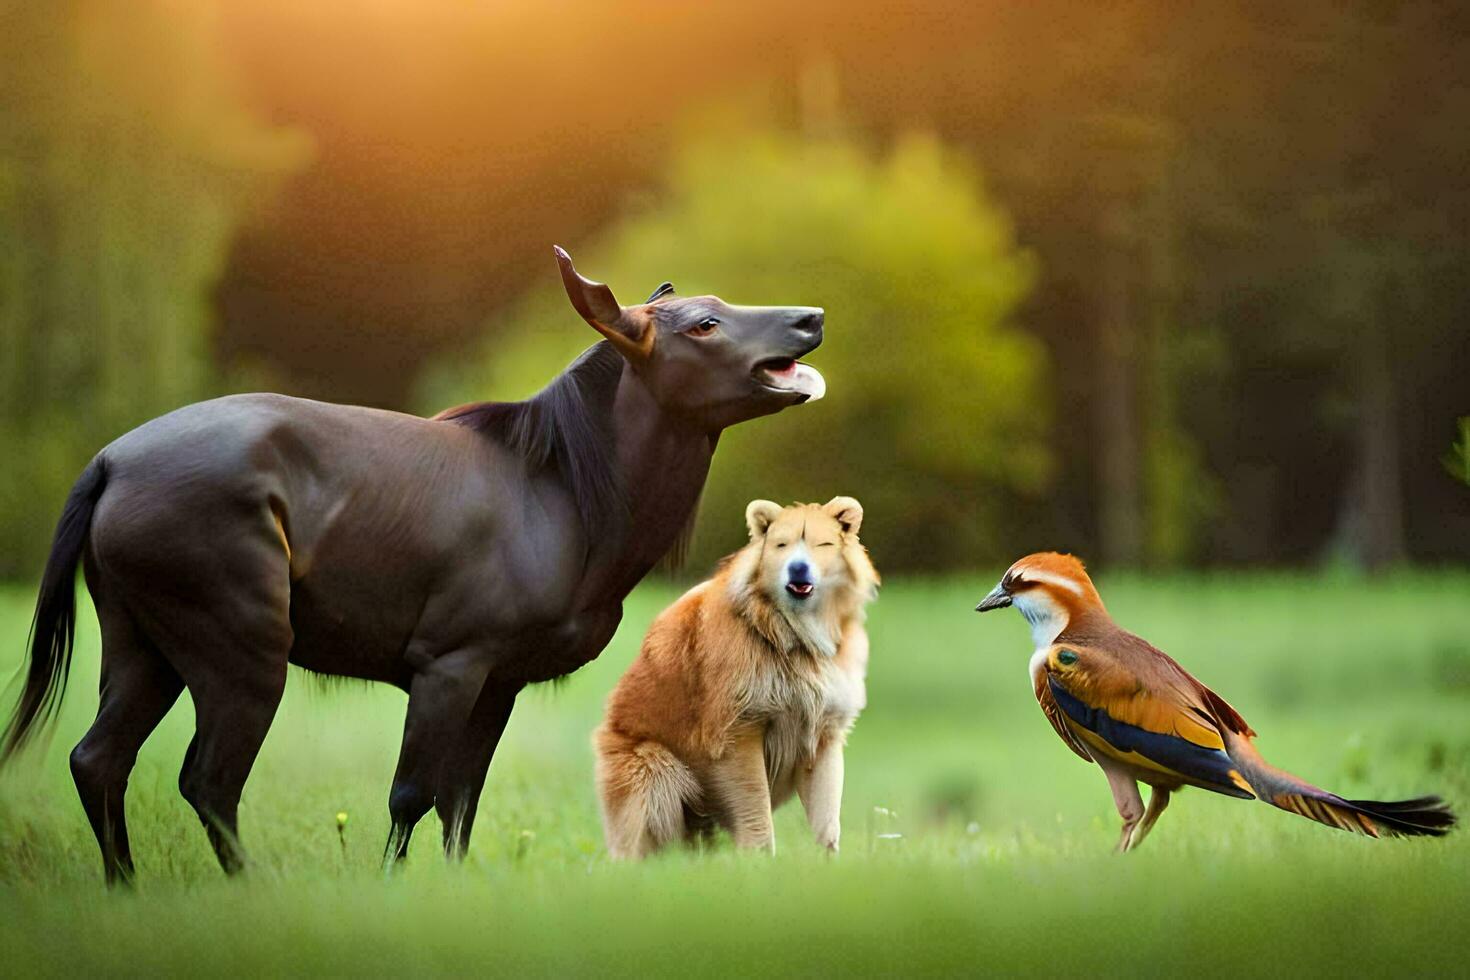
553;246;651;359
745;499;783;539
822;496;863;536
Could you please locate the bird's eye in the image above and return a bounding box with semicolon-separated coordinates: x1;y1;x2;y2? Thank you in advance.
684;317;719;338
1057;649;1079;666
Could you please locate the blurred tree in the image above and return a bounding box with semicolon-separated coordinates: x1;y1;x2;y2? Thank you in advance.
4;0;1464;574
1447;420;1470;488
0;1;305;575
419;128;1048;570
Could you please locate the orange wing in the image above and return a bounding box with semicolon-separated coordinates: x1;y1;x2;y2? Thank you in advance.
1033;667;1093;762
1041;639;1256;798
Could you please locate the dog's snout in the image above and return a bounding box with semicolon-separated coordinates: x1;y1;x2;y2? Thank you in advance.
787;560;811;581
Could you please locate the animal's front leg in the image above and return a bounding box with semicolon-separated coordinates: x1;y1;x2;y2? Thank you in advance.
711;725;776;853
435;682;520;860
797;734;845;852
382;648;492;868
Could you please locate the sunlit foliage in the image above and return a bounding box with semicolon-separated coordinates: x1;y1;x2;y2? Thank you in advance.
0;2;305;575
420;129;1047;569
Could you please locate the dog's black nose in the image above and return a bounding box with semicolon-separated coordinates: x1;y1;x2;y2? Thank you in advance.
787;560;811;581
790;309;824;335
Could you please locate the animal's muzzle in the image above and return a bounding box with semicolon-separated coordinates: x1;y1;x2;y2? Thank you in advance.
785;559;815;599
786;308;824;356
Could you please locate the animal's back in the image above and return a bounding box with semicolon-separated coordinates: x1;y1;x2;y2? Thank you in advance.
91;392;482;586
86;392;552;684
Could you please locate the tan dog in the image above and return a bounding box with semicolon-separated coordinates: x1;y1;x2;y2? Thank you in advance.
594;497;879;859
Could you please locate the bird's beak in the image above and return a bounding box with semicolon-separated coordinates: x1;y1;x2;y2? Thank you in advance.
975;582;1012;613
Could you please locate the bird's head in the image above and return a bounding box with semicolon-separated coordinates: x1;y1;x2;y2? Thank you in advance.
975;552;1107;646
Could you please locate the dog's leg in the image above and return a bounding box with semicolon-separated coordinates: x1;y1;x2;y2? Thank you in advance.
797;734;845;852
710;725;775;854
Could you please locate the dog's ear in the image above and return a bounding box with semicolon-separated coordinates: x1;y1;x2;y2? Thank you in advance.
553;246;652;360
822;496;863;536
745;500;783;539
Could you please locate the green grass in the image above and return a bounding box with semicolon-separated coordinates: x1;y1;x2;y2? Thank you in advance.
2;571;1469;976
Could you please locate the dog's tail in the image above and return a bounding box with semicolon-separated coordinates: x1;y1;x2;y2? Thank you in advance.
593;727;699;859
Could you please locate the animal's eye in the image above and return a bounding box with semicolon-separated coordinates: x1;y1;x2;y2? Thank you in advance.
1056;649;1079;666
684;317;719;338
816;542;837;548
774;541;787;549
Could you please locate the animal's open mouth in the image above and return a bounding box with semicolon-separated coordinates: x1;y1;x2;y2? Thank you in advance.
755;358;826;402
786;581;815;599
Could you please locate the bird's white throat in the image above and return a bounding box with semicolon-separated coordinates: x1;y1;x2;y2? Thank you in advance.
1013;591;1067;649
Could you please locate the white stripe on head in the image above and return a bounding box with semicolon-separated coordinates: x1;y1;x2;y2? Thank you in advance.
1015;568;1083;596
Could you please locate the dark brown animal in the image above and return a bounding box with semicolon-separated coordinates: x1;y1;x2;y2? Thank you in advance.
0;247;825;884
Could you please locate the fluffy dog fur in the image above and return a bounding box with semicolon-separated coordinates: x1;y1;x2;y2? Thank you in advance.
594;497;879;859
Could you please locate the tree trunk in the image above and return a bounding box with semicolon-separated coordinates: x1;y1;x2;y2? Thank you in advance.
1096;194;1143;567
1334;308;1406;572
1354;315;1407;570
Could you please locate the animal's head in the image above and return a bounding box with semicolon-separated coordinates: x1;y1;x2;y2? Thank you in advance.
974;552;1106;646
554;247;825;431
729;497;878;657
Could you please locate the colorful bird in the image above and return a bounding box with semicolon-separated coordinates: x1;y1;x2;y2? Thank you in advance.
975;552;1455;851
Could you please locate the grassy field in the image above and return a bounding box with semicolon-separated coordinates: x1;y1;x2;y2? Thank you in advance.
1;570;1468;976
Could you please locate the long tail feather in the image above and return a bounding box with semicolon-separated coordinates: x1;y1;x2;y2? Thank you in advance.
1272;791;1455;838
1228;736;1456;839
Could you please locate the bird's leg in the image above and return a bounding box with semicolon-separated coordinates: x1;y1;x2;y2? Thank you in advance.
1126;786;1172;851
1100;760;1144;853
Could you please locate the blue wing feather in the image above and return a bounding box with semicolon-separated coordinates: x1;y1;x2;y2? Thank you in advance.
1048;678;1255;799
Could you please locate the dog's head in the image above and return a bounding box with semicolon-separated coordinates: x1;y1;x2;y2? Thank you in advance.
554;247;825;432
729;497;879;657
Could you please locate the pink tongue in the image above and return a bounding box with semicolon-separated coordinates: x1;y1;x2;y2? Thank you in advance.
789;364;825;401
766;362;825;401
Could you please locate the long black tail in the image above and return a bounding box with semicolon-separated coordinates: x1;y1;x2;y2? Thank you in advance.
0;456;107;764
1271;790;1456;838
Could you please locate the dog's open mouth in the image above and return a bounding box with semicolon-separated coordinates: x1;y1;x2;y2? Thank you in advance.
786;581;815;599
755;358;826;402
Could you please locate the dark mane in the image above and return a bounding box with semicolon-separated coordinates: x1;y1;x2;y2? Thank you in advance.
434;341;627;540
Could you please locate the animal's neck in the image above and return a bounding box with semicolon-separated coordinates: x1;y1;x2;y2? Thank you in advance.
1047;603;1111;647
1016;593;1110;648
584;366;714;595
1022;605;1067;648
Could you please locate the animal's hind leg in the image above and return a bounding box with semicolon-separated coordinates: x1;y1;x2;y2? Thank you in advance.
93;487;293;876
150;547;293;874
69;602;183;886
1098;757;1144;853
1126;786;1171;852
177;666;287;875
